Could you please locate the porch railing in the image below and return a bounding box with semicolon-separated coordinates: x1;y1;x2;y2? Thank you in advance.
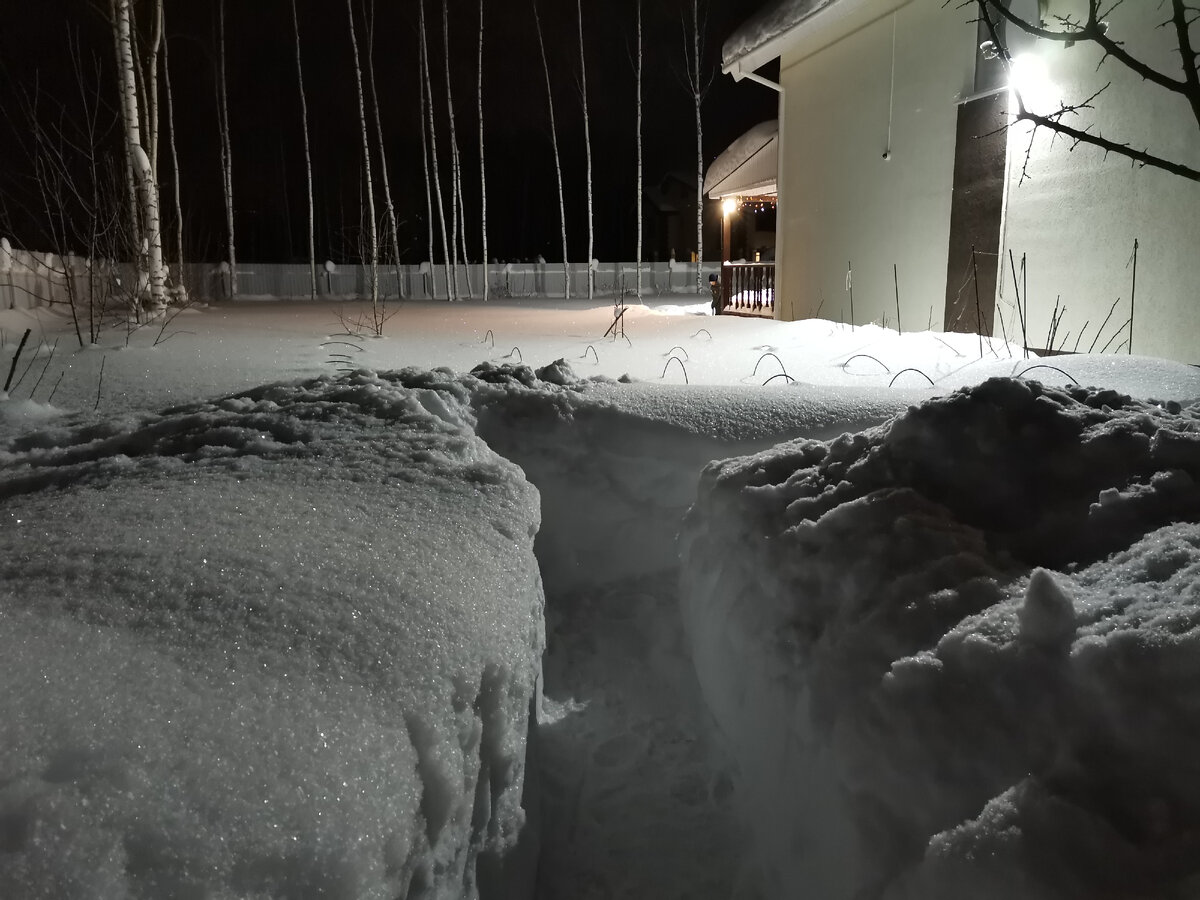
716;261;775;316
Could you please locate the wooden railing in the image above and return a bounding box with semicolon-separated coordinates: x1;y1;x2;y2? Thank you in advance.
716;262;775;316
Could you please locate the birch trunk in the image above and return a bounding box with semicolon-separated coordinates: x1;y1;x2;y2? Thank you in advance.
216;0;237;296
533;0;570;299
478;0;488;301
442;0;465;300
419;0;453;300
160;0;185;295
291;0;317;300
577;0;593;299
345;0;379;320
689;0;704;293
636;0;643;302
364;0;402;298
111;0;140;272
418;28;435;292
113;0;165;309
145;0;162;178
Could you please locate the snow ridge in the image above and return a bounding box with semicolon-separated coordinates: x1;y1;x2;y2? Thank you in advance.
681;377;1200;899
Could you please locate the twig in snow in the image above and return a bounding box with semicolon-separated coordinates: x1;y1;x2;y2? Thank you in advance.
763;373;796;385
664;345;689;361
4;328;31;392
1016;364;1079;385
1127;238;1138;355
888;367;935;387
504;346;523;362
1089;297;1121;353
581;344;598;362
481;328;495;347
751;352;787;377
893;263;901;334
47;371;65;405
1101;318;1132;354
690;328;712;340
30;338;59;398
94;355;106;411
839;353;891;373
661;356;688;383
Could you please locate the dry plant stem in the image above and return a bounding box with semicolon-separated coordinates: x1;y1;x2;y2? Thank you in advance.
751;352;787;377
1128;238;1138;354
94;355;106;410
4;329;31;392
840;353;891;373
661;356;688;383
888;367;935;387
1017;364;1079;385
893;263;902;334
665;345;690;361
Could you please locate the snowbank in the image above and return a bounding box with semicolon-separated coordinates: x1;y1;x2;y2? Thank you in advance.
0;370;544;899
681;377;1200;898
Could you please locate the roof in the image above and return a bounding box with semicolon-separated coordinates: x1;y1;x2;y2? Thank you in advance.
722;0;906;79
722;0;839;77
703;120;779;199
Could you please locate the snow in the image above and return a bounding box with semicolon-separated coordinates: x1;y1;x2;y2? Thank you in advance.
722;0;837;73
4;294;1200;897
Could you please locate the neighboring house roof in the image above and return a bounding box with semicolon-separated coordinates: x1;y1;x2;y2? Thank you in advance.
722;0;839;77
703;120;779;199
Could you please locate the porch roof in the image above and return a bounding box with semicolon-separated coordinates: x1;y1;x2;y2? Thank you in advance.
703;120;779;199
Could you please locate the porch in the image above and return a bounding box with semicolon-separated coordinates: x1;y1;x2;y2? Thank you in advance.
713;261;775;318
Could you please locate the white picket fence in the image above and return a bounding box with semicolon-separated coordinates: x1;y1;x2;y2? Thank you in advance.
0;240;719;309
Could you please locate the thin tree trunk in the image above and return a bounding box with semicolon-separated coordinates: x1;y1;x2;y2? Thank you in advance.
577;0;593;299
145;0;162;178
690;0;704;294
533;0;569;299
419;0;453;300
478;0;488;301
345;0;379;320
442;0;465;300
636;0;643;301
291;0;317;300
113;0;165;309
364;0;402;299
216;0;237;296
418;25;435;293
160;0;184;294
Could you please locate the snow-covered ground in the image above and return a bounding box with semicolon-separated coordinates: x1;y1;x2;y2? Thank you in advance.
3;296;1200;898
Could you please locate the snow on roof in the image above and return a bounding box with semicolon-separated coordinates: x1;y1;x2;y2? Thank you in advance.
722;0;839;75
704;119;779;199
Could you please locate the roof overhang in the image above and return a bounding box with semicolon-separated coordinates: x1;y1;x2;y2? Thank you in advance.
723;0;909;80
704;120;779;199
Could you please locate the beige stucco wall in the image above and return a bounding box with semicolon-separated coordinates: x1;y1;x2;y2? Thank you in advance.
775;0;977;328
998;3;1200;362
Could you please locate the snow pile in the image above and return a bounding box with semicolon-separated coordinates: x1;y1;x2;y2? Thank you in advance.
680;377;1200;898
0;369;544;899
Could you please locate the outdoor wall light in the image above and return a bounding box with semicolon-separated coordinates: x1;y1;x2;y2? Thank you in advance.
722;197;737;216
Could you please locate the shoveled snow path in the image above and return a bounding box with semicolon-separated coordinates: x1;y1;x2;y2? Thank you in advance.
534;574;739;899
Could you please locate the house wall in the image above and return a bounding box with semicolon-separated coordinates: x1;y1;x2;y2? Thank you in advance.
775;0;976;328
998;2;1200;362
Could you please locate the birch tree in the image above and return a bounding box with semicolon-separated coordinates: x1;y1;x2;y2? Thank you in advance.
681;0;712;293
420;0;454;299
159;0;185;296
635;0;643;301
418;24;435;288
533;0;570;299
442;0;466;300
291;0;316;300
112;0;166;308
345;0;380;322
364;0;403;296
577;0;594;299
477;0;489;301
216;0;237;296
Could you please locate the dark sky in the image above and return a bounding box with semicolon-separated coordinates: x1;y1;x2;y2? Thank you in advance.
0;0;778;265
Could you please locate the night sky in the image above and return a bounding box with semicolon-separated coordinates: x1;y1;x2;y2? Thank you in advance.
0;0;778;266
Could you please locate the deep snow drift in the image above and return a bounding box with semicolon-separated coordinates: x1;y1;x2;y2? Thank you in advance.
5;297;1200;898
681;377;1200;899
0;370;544;899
